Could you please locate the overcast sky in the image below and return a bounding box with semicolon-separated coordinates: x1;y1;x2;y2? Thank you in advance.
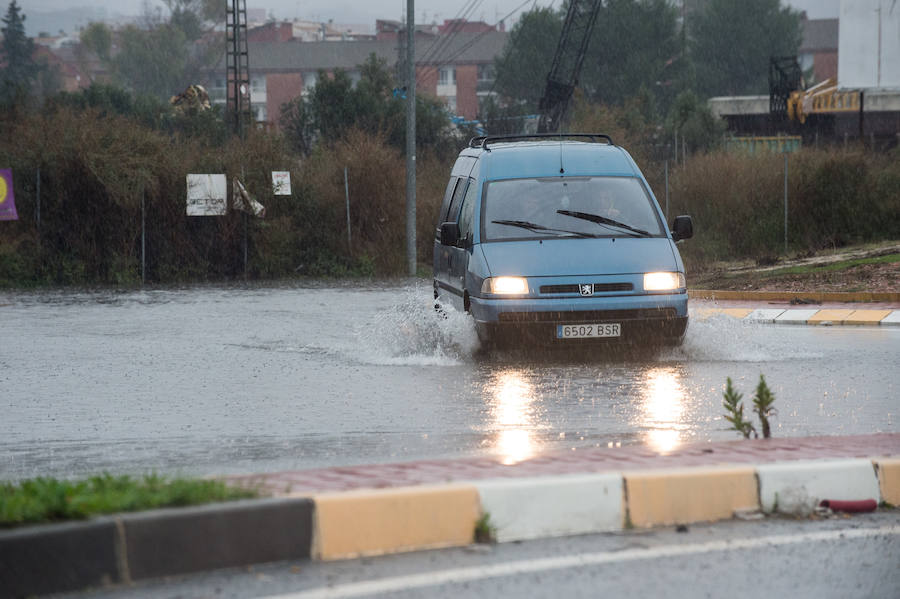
21;0;842;25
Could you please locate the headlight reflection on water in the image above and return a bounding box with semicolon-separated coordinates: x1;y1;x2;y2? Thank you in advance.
488;370;540;465
639;367;689;454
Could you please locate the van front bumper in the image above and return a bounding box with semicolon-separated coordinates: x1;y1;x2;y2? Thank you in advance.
469;292;689;344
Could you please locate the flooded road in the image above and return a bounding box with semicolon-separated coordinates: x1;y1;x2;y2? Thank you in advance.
1;282;897;481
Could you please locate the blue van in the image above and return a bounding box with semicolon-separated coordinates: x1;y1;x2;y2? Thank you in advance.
433;134;693;345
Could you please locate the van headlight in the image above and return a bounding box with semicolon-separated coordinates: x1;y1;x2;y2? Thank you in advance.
643;272;685;291
482;276;528;295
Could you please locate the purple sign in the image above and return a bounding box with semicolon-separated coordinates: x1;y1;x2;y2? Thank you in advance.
0;169;16;221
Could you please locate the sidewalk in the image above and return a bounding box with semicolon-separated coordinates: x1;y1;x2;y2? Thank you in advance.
227;434;900;497
225;434;899;561
2;433;898;597
689;290;900;326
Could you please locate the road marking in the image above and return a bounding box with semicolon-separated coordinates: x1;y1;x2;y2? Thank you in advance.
263;525;899;599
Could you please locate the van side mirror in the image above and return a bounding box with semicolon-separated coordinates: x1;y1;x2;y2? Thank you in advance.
671;215;693;242
440;222;460;246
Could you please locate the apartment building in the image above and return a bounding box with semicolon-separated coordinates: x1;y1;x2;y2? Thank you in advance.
207;20;507;125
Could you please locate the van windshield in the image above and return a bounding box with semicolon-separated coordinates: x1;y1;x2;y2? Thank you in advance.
483;176;665;241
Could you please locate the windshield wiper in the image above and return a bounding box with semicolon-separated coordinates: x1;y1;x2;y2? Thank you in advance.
556;210;652;237
491;219;598;238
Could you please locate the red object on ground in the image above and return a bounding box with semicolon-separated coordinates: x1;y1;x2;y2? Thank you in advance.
819;499;878;512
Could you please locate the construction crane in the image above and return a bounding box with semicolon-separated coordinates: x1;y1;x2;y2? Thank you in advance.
769;56;862;126
537;0;602;133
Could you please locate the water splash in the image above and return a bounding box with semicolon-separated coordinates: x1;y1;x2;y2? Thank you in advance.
353;285;480;365
659;311;825;362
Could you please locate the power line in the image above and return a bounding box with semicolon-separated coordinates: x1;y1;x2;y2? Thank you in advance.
422;0;533;79
417;0;484;67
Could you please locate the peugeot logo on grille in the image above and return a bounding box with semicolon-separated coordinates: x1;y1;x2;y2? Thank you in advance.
579;284;594;296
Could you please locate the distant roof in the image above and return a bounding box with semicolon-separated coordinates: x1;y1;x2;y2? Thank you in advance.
236;31;508;71
800;18;838;52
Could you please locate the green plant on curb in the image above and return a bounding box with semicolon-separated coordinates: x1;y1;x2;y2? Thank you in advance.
722;375;777;439
722;377;754;439
474;512;497;544
753;375;777;439
0;473;258;527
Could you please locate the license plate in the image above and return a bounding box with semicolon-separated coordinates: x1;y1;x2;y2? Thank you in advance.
556;323;621;339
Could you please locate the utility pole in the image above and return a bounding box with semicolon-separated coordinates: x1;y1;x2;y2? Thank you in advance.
405;0;416;276
226;0;251;138
226;0;251;277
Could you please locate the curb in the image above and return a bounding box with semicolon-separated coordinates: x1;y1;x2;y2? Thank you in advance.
693;306;900;326
689;290;900;303
0;497;313;598
2;455;898;597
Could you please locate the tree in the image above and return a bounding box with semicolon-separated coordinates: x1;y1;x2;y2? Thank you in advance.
0;0;38;106
492;6;563;110
581;0;684;110
94;1;221;101
80;21;113;61
280;54;455;156
690;0;802;97
491;2;684;119
113;24;189;98
665;90;724;154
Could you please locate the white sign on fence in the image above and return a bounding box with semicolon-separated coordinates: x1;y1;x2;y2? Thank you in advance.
272;171;291;195
186;174;227;216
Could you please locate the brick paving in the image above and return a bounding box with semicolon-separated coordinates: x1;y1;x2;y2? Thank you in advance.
227;433;900;497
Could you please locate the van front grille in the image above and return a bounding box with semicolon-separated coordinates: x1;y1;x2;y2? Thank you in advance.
539;282;633;294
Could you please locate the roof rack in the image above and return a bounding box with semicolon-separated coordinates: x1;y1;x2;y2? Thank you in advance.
468;133;614;150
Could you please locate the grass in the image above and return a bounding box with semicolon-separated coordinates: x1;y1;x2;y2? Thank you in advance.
0;473;257;528
762;253;900;277
474;512;497;543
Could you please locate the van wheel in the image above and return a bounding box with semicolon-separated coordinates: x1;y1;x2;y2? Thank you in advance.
433;282;448;318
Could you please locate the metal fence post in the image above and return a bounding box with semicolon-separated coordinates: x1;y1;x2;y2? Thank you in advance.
141;190;146;285
784;153;789;255
35;166;40;230
344;166;351;251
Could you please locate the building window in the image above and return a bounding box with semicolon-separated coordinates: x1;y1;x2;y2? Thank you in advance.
439;67;456;86
251;76;266;93
477;64;494;82
445;96;457;112
303;71;318;92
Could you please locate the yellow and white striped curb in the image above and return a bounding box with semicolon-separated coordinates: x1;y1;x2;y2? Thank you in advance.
624;466;758;528
875;458;900;506
475;473;623;542
689;290;900;303
312;484;480;560
693;307;900;326
303;457;899;559
757;459;882;514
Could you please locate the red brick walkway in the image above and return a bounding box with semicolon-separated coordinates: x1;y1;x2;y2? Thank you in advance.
227;433;900;496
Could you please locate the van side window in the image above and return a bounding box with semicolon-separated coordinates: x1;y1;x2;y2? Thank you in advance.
438;177;459;224
457;178;478;241
446;177;469;223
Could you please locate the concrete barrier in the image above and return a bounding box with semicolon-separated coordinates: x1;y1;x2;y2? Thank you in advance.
312;484;480;560
624;466;759;527
757;459;881;514
0;519;121;597
0;497;314;597
476;473;623;542
874;458;900;505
